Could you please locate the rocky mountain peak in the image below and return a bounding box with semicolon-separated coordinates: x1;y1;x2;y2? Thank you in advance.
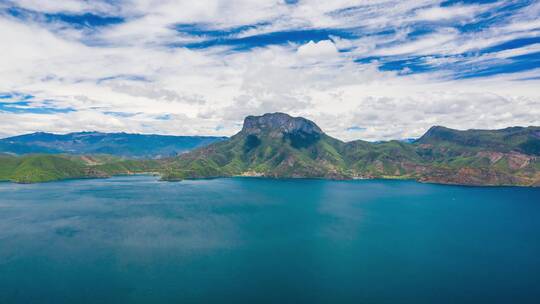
241;112;323;136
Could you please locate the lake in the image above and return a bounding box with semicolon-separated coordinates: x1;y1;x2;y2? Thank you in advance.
1;176;539;303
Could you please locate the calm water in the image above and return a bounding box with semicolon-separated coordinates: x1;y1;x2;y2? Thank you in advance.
1;176;539;304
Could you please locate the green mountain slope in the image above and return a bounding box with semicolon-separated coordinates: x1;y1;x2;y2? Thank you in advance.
1;113;538;186
416;126;540;155
0;154;93;183
412;125;540;186
0;154;20;181
161;113;350;180
0;154;161;183
162;113;539;186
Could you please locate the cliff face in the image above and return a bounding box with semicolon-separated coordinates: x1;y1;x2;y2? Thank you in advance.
241;113;323;137
163;113;540;187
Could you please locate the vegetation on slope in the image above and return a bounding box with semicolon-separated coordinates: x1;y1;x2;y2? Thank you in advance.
0;154;19;181
0;154;92;183
416;126;540;155
0;154;163;183
161;113;540;187
0;113;538;186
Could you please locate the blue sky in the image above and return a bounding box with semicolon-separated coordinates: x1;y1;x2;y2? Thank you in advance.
0;0;539;140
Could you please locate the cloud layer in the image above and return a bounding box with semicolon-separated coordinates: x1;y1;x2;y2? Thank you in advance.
0;0;539;141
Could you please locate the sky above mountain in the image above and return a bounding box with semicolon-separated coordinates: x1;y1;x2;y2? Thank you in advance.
0;0;539;141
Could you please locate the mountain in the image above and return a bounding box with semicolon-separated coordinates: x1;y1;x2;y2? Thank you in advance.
0;132;226;158
416;125;540;155
0;154;98;183
160;113;349;180
1;113;538;186
0;154;160;183
161;113;540;186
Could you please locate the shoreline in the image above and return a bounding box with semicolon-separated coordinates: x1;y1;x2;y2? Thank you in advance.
74;173;540;188
2;171;537;188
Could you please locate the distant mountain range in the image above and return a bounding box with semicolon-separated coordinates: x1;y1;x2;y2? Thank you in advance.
0;132;226;158
0;113;538;186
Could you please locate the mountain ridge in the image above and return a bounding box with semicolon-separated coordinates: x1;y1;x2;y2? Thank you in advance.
0;113;538;186
161;113;539;186
0;131;227;158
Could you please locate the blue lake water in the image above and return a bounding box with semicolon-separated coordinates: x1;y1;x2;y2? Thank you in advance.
0;176;539;303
